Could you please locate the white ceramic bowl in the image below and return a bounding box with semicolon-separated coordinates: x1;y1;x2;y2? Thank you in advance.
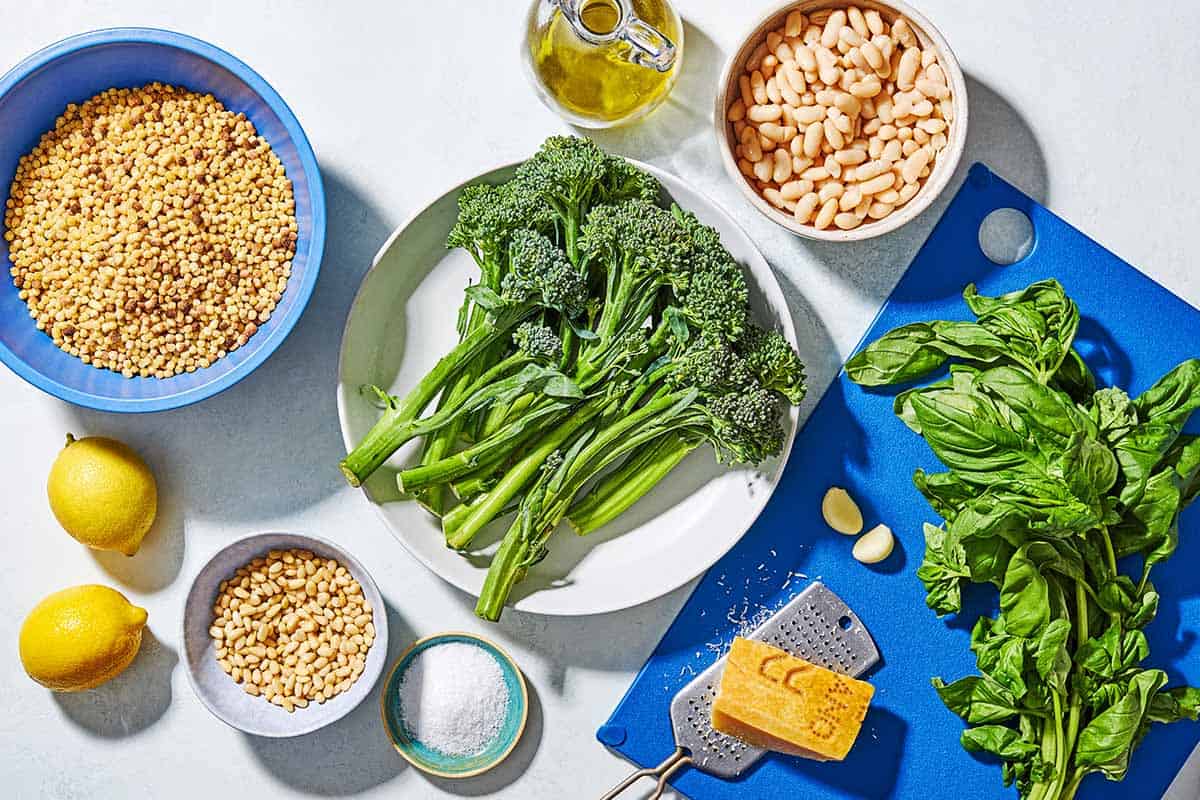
181;532;388;737
714;0;968;241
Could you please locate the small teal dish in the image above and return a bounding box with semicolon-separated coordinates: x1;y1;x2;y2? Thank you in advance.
381;632;529;778
0;28;325;412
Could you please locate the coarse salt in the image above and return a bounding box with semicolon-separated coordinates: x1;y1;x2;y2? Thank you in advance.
397;642;510;757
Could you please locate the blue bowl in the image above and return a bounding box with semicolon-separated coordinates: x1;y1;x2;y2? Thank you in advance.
0;28;325;412
381;632;529;778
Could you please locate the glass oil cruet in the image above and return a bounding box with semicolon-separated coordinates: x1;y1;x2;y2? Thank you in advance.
524;0;683;128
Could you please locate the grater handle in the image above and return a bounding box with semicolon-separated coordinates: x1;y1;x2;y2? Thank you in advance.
598;747;692;800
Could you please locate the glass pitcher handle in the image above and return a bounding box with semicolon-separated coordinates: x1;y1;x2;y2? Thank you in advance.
620;12;677;73
551;0;678;73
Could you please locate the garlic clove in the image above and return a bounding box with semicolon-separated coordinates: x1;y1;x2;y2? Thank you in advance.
853;523;895;564
821;487;863;535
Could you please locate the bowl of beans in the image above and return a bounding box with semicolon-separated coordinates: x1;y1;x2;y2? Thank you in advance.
0;28;324;411
715;1;967;240
182;532;388;737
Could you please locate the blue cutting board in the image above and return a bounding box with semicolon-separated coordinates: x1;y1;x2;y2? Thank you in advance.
598;164;1200;800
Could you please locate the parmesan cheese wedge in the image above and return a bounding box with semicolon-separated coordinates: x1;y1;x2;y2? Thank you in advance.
711;637;874;761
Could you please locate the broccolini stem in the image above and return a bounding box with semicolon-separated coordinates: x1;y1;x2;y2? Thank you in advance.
567;432;694;535
340;318;524;486
397;402;569;494
475;519;532;621
444;398;609;549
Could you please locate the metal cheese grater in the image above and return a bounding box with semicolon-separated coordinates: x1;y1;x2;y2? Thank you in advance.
599;582;880;800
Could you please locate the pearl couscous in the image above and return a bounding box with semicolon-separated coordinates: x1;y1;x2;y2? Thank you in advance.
3;83;297;378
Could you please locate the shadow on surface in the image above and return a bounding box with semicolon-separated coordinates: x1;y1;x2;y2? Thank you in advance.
52;628;176;737
422;680;545;796
244;599;415;795
65;169;393;526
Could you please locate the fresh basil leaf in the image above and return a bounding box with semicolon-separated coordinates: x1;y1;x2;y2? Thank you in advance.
1133;359;1200;426
1115;422;1183;508
975;366;1095;444
1147;686;1200;724
1059;432;1119;500
1075;670;1167;780
1112;468;1183;564
962;532;1016;586
961;724;1041;760
845;323;948;386
911;390;1034;475
1128;589;1159;630
1055;348;1097;402
1092;387;1139;444
913;469;974;521
933;674;1024;724
1169;434;1200;508
917;523;969;615
1035;618;1072;695
1000;545;1051;637
845;321;1007;386
973;632;1029;698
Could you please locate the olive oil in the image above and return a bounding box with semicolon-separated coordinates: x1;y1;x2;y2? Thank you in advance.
525;0;682;127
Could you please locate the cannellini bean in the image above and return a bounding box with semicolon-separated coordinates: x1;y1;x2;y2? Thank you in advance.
902;147;931;183
868;201;895;219
750;70;768;104
893;17;917;48
839;185;863;211
897;48;921;90
898;182;920;203
781;62;807;94
834;211;861;229
803;121;824;158
748;103;783;122
780;179;814;200
864;9;884;35
738;75;754;108
772;148;793;182
849;75;882;98
763;187;787;208
818;181;844;202
821;10;847;47
853;524;895;564
727;99;746;122
835;148;867;165
916;78;950;100
814;197;839;229
839;26;864;47
794;105;825;124
822;487;863;534
794;192;820;222
785;9;806;37
859;172;895;195
882;139;903;163
766;76;783;104
823;118;845;149
753;158;773;182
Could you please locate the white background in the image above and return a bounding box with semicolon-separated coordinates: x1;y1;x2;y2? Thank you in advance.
2;1;1198;798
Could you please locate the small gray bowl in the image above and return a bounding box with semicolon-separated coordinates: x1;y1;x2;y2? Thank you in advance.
182;532;389;737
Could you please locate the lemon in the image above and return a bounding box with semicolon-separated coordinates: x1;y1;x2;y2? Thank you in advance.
47;434;157;556
20;585;148;691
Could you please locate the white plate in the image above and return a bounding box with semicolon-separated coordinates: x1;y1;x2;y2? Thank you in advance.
337;160;797;616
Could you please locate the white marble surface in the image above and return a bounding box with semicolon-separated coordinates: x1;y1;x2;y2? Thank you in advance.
3;1;1199;798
